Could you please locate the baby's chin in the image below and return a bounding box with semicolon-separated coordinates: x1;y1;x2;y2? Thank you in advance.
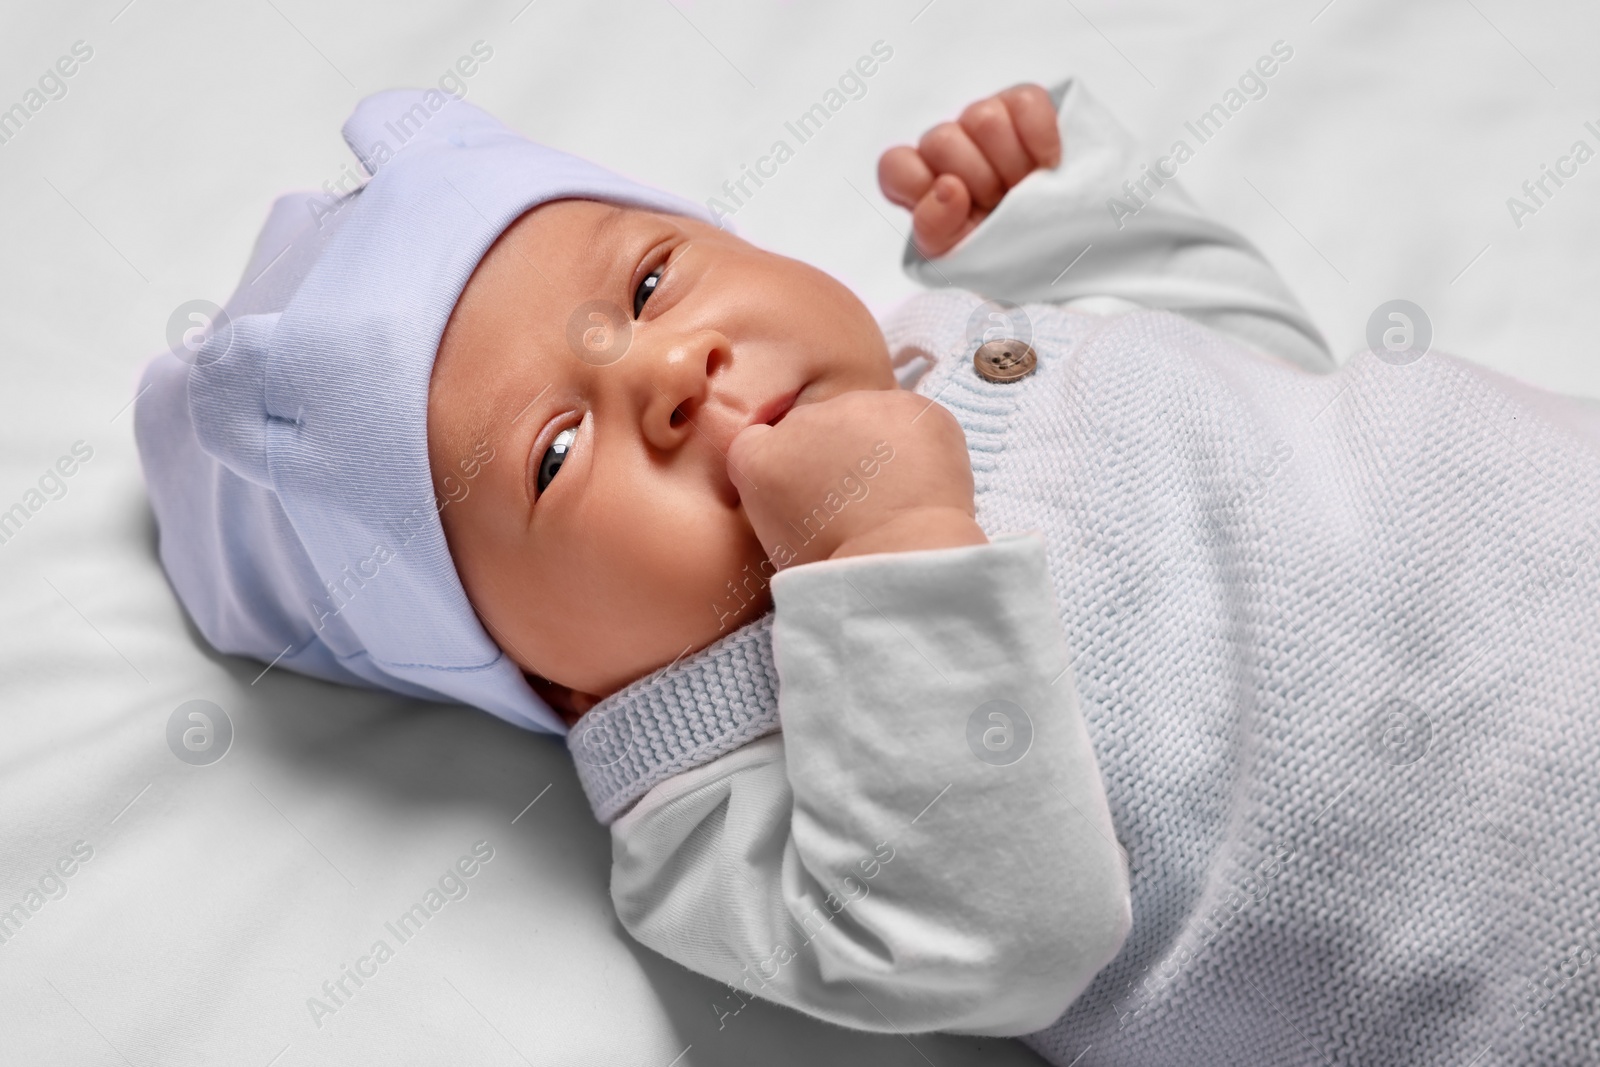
523;672;600;726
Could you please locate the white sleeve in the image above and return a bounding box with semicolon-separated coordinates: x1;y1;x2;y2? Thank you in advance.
903;77;1337;375
609;532;1132;1037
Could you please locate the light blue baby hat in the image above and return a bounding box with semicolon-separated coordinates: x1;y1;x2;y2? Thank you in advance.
134;88;718;737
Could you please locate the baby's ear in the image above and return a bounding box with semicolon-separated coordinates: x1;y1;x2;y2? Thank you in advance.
525;672;602;728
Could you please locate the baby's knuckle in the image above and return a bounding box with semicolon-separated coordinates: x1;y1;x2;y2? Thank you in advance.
878;145;918;180
918;122;965;158
960;98;1009;136
1002;82;1048;108
885;389;928;418
912;396;958;432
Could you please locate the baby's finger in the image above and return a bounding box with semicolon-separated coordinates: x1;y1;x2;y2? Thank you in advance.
911;173;974;258
917;122;1005;211
726;422;773;503
877;144;935;211
959;96;1035;189
998;83;1062;169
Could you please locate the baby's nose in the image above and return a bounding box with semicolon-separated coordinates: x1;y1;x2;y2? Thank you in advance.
636;332;731;449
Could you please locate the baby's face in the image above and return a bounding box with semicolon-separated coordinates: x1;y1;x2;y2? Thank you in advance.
428;199;895;722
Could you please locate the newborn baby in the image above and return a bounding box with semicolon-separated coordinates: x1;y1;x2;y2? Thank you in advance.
136;79;1600;1065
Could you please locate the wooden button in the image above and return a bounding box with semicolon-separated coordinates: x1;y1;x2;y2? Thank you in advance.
973;339;1038;383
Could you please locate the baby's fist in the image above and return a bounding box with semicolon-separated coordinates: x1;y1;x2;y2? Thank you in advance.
878;83;1061;258
727;390;984;570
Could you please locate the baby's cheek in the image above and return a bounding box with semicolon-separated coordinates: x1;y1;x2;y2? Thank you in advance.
554;492;741;683
659;502;773;639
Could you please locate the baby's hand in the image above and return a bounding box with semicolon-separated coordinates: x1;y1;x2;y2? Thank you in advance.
878;83;1062;258
728;390;986;570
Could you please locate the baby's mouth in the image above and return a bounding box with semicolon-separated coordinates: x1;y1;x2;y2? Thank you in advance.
719;385;805;513
750;387;801;430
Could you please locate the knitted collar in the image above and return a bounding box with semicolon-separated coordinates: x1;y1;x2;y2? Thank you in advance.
567;613;781;824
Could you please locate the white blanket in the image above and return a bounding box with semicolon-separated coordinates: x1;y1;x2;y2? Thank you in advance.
3;1;1597;1063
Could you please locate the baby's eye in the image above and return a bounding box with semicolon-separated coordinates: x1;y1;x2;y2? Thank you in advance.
537;427;576;495
633;264;663;318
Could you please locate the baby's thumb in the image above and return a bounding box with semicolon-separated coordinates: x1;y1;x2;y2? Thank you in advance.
727;422;773;502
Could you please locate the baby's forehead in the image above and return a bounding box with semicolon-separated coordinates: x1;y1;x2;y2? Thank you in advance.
455;200;661;322
484;199;621;280
451;198;729;337
426;203;627;458
504;198;664;257
428;199;738;470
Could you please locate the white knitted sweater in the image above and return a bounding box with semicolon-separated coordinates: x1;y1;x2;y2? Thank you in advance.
577;288;1600;1064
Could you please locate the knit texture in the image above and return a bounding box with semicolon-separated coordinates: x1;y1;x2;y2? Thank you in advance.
574;290;1600;1063
568;615;780;824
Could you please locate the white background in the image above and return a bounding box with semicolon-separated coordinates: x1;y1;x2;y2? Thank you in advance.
2;1;1596;1064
